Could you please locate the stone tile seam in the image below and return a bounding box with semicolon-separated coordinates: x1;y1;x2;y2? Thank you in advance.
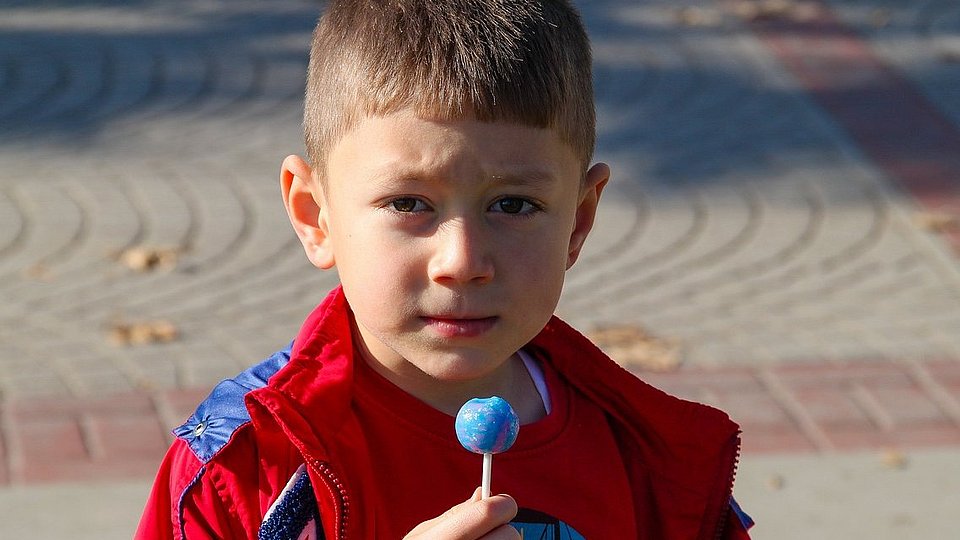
756;367;835;452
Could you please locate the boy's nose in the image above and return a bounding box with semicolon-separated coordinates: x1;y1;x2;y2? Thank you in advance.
427;220;494;285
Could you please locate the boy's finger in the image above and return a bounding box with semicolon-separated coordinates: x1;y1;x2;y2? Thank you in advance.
481;524;522;540
435;487;481;520
430;494;518;540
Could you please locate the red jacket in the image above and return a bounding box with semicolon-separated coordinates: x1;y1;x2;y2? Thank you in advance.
138;287;752;539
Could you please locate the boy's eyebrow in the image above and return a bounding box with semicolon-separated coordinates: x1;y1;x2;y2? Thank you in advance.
488;169;560;187
364;166;424;189
368;166;561;188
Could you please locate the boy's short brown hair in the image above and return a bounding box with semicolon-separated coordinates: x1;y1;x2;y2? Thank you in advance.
304;0;595;180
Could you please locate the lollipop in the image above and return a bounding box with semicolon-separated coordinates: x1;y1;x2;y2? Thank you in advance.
455;396;520;499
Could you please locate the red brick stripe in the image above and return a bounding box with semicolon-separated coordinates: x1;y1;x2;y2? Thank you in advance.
745;5;960;253
0;389;207;485
2;362;958;484
642;359;960;455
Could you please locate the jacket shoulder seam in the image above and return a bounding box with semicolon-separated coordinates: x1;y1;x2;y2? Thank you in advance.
173;345;292;464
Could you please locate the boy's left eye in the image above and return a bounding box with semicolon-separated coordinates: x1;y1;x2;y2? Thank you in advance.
490;197;539;215
389;197;428;213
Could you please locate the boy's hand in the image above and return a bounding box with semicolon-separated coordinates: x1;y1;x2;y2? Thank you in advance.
404;488;520;540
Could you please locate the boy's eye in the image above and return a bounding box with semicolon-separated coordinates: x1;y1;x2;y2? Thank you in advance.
390;198;427;212
491;197;538;215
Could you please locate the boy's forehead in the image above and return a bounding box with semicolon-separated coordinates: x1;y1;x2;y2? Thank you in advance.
330;114;576;184
337;112;575;166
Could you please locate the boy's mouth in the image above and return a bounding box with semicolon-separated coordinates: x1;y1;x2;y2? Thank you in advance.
421;316;498;338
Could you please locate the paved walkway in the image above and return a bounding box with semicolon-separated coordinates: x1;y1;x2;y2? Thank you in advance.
1;0;960;538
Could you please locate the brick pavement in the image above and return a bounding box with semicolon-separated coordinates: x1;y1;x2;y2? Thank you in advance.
747;0;960;254
1;358;958;485
1;0;960;486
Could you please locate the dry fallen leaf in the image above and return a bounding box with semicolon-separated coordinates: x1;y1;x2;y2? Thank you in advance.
22;263;53;281
766;474;786;491
116;246;180;272
675;6;723;28
913;211;960;234
109;319;179;347
880;448;909;470
869;8;891;28
586;325;683;372
732;0;819;22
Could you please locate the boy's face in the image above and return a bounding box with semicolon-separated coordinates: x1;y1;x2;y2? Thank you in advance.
282;110;607;402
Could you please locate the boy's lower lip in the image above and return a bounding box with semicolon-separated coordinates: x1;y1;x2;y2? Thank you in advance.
421;316;498;338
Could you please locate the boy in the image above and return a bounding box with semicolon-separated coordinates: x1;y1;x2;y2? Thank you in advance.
138;0;753;538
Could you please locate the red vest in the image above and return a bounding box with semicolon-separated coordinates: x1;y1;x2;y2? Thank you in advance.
137;287;750;539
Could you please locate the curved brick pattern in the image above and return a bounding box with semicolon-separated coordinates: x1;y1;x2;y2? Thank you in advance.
748;0;960;251
557;0;960;366
0;2;334;406
643;359;960;455
1;0;960;484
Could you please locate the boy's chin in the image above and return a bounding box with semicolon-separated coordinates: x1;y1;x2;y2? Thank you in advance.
412;352;513;384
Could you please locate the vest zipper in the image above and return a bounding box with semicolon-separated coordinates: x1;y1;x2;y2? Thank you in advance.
711;432;742;540
309;459;351;540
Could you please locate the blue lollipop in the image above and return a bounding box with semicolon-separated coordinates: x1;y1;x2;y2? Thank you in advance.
455;396;520;498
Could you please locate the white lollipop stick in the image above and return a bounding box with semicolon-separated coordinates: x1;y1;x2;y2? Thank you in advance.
481;452;493;499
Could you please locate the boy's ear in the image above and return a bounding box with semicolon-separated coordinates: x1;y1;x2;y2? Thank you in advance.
280;155;335;269
566;162;610;269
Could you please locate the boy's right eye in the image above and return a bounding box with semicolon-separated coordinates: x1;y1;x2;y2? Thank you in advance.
389;197;427;213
